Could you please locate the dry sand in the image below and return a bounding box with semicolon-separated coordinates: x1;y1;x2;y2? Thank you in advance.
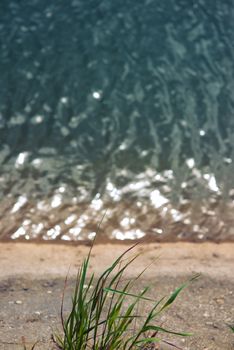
0;242;233;349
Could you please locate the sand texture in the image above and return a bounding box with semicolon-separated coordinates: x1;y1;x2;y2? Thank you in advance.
0;242;233;349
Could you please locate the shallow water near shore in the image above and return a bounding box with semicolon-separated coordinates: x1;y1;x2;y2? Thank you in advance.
1;0;234;242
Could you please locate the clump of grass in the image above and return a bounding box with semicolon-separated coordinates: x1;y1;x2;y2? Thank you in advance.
53;243;198;350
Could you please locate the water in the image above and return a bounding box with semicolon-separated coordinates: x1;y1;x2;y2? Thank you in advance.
0;0;234;242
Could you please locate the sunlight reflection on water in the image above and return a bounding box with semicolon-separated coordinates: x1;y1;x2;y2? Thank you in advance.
0;164;233;242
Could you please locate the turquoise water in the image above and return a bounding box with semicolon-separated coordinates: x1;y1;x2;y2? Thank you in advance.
0;0;234;241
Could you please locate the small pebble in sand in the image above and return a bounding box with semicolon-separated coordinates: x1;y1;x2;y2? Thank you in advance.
214;297;224;305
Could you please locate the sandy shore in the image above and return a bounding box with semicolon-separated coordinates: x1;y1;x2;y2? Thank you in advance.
0;242;233;349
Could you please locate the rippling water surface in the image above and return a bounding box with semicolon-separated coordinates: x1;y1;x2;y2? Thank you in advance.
1;0;234;242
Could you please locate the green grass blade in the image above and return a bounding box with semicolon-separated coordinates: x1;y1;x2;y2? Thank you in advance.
159;274;200;312
103;287;155;302
142;325;192;337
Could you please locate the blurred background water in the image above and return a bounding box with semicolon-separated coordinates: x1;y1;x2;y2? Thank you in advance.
0;0;234;242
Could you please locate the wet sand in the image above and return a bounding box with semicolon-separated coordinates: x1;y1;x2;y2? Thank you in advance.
0;242;233;349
